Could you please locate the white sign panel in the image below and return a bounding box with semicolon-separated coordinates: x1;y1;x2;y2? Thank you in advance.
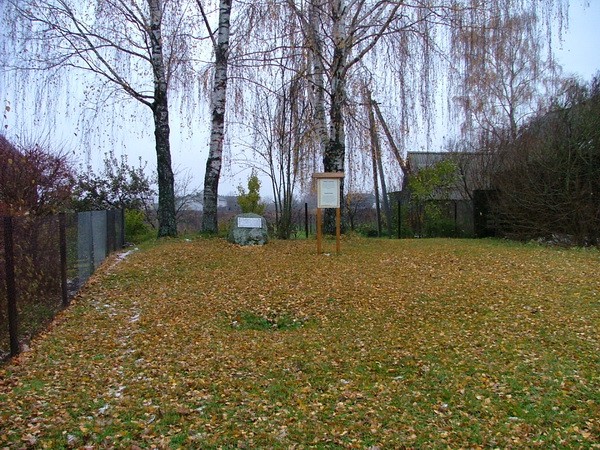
317;178;340;208
237;217;263;228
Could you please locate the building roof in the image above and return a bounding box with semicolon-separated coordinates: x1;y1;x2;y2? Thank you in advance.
407;152;450;171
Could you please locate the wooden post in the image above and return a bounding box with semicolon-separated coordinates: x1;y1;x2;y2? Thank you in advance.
3;216;19;357
316;208;323;254
313;172;344;255
366;90;392;237
335;207;341;254
369;118;382;237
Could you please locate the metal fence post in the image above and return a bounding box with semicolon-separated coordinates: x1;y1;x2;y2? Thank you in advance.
120;208;126;247
59;213;69;307
454;200;458;237
305;203;309;239
3;216;19;357
106;210;115;253
397;200;402;239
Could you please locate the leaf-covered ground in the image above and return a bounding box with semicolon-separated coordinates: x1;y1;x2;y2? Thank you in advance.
1;237;598;449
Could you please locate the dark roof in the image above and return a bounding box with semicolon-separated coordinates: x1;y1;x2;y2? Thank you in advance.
407;152;451;171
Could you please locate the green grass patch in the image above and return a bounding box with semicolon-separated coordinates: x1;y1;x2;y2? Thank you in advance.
0;237;598;448
232;310;308;331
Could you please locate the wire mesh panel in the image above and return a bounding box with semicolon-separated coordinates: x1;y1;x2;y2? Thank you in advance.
92;210;107;269
77;211;94;285
114;208;125;250
12;216;62;355
64;212;81;295
1;209;124;362
107;209;116;253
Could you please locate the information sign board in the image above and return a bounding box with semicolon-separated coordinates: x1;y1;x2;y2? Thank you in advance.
317;178;340;208
312;172;345;254
237;217;263;228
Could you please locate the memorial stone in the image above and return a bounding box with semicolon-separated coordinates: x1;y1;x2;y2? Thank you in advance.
228;213;269;246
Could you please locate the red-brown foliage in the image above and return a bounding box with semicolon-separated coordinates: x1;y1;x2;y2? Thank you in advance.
0;135;75;216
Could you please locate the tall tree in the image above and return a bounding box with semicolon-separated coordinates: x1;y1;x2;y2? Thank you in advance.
282;0;567;231
490;76;600;245
245;75;313;239
3;0;193;237
301;0;402;232
307;0;328;157
198;0;232;234
452;11;561;142
365;86;392;237
224;0;319;238
148;0;177;236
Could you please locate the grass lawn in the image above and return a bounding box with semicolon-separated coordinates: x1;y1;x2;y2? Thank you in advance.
0;237;598;449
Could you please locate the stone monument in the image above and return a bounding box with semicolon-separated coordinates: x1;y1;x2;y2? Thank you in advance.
228;213;269;246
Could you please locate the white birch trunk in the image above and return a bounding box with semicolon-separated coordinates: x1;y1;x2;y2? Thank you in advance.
308;0;328;157
324;0;347;233
201;0;232;234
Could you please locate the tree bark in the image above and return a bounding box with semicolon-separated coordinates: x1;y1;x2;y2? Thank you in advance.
372;99;410;189
149;0;177;237
323;0;347;234
308;0;328;156
202;0;232;234
370;125;382;237
366;92;392;237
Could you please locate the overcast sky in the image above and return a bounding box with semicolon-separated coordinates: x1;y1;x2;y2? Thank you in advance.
202;1;600;196
554;1;600;81
195;1;600;195
2;2;599;198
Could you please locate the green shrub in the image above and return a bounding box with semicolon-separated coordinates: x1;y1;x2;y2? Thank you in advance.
357;224;380;237
125;209;154;243
237;170;265;215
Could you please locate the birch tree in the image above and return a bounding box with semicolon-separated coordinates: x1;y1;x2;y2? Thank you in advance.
279;1;568;232
198;0;232;234
244;75;314;239
220;1;319;237
452;11;561;143
2;0;194;237
291;0;403;231
283;0;452;231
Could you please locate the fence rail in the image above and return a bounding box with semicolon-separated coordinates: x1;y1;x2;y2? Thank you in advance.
1;209;124;361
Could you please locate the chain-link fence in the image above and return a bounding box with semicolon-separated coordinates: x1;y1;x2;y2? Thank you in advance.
281;199;476;239
1;209;124;361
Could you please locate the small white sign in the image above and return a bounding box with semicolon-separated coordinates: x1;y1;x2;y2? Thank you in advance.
317;178;340;208
237;217;262;228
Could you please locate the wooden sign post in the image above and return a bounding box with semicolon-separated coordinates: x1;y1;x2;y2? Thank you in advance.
313;172;344;254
